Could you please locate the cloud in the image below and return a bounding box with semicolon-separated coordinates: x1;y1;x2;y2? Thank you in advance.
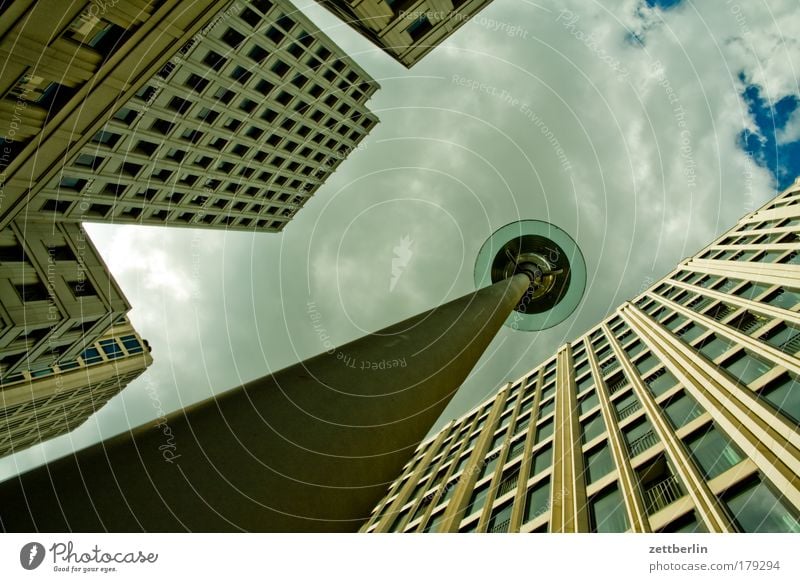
3;0;799;478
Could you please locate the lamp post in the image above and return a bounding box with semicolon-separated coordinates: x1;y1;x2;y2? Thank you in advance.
0;221;585;532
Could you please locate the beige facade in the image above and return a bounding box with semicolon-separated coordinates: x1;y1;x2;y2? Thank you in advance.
0;318;151;458
0;0;230;227
1;0;379;232
362;178;800;533
319;0;496;68
0;220;129;380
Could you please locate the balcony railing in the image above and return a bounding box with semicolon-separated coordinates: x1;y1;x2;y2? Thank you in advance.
616;400;641;421
643;475;684;514
488;518;511;533
778;332;800;355
627;430;659;457
497;473;519;498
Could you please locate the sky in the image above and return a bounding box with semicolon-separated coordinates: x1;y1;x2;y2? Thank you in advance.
2;0;799;481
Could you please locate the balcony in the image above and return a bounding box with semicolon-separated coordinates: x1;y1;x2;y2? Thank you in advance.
643;474;684;514
616;400;641;421
627;429;659;457
488;518;511;533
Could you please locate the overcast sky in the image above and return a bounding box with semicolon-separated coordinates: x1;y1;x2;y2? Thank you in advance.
2;0;799;481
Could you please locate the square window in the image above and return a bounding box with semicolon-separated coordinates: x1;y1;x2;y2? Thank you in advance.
231;66;253;84
167;97;194;114
113;107;138;125
255;79;274;96
134;140;159;157
249;45;269;63
41;199;71;213
213;87;236;104
221;27;245;48
151;118;175;135
239;7;263;28
185;73;210;93
203;50;227;71
239;98;257;113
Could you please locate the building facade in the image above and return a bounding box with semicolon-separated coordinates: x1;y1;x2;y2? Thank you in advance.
0;220;129;381
362;178;800;533
0;318;152;458
1;0;379;232
318;0;496;68
0;0;230;225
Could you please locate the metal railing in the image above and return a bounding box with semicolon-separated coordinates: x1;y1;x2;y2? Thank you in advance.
643;475;684;514
616;400;641;421
496;473;519;498
627;430;659;457
778;332;800;355
488;518;511;533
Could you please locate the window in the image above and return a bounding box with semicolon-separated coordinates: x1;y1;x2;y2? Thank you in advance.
623;417;658;456
539;397;555;418
584;442;614;483
90;129;121;148
581;413;605;443
763;322;800;354
535;419;553;443
698;334;734;361
723;350;772;386
645;368;678;397
486;501;513;534
663;391;703;428
480;454;499;480
68;279;96;298
590;485;628;532
466;484;489;516
523;478;551;523
221;27;245;48
684;425;743;480
81;347;103;365
99;339;124;359
14;282;49;302
614;391;641;420
579;390;599;415
722;477;800;532
757;373;800;423
406;15;433;41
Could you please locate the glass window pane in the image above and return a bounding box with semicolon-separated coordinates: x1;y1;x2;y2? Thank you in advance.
467;485;489;516
723;351;772;385
585;443;614;483
531;445;552;477
579;390;599;415
524;478;551;523
699;335;734;360
685;425;743;480
663;392;704;428
723;478;800;533
539;397;555;418
535;419;553;443
646;369;678;397
581;413;606;443
759;374;800;424
590;485;628;532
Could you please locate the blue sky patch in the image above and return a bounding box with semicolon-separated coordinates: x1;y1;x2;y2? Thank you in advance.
738;79;800;190
645;0;683;9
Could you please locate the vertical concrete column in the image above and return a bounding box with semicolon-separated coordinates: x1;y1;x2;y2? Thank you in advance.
550;345;589;532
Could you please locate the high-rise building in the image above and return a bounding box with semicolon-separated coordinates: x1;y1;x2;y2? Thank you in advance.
1;0;380;232
0;0;229;224
362;178;800;533
318;0;496;68
0;317;152;458
0;220;130;381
